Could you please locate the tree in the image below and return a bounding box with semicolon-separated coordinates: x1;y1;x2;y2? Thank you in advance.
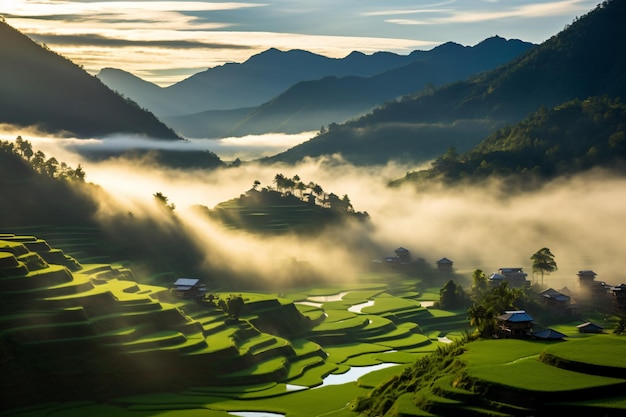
218;294;245;321
439;280;468;309
153;191;175;212
614;316;626;335
273;173;286;192
43;157;59;177
252;179;261;190
530;247;557;285
470;269;488;302
31;150;45;173
73;164;86;182
15;136;33;161
467;281;522;338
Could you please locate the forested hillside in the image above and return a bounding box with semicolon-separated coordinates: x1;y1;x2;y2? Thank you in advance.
392;96;626;187
0;20;180;139
0;138;210;282
264;0;625;166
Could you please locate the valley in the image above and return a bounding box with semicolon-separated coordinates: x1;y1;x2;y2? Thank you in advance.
1;1;626;416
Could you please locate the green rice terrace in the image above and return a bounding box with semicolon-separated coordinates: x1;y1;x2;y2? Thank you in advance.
194;179;369;234
1;233;625;416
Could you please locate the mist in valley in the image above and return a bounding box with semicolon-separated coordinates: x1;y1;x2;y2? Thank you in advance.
6;130;626;292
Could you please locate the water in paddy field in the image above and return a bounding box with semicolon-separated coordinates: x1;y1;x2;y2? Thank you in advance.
314;362;399;388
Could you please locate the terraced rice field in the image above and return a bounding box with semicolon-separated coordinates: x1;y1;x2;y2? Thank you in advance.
0;232;465;416
3;232;625;416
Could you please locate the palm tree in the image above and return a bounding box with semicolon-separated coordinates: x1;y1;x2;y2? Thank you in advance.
530;247;557;285
273;173;286;192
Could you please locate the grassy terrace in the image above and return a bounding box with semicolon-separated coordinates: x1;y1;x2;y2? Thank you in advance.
2;233;626;416
0;232;465;416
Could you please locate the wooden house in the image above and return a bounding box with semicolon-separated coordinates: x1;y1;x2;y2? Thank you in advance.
498;267;529;287
436;257;454;272
577;270;597;286
610;284;626;313
489;267;529;288
576;322;604;333
496;310;534;337
576;270;612;301
394;247;411;263
531;328;567;340
540;288;571;310
171;278;207;301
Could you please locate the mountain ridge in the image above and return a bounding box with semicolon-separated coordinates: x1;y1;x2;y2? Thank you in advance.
261;0;625;166
99;46;416;117
0;20;180;140
155;36;533;138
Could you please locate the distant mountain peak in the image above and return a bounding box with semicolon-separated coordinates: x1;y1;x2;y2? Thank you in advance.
345;50;366;58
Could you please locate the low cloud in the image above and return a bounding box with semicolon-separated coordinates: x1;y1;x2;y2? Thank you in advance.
87;151;626;291
5;131;625;291
29;33;254;50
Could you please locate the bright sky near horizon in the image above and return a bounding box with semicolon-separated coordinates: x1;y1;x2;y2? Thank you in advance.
2;0;600;86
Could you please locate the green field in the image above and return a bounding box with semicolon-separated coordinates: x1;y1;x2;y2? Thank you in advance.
1;232;625;417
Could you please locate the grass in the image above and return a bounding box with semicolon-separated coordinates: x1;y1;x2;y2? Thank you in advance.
467;354;626;392
360;295;423;315
541;334;626;368
10;233;626;416
324;343;391;364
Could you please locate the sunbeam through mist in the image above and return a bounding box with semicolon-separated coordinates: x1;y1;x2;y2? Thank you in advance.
6;132;626;290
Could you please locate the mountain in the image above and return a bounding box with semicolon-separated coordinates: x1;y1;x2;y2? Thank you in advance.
97;67;171;115
391;96;626;187
98;48;415;117
222;37;534;137
262;0;626;166
0;21;180;140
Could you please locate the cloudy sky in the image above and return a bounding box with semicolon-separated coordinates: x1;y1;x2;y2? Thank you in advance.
2;0;600;86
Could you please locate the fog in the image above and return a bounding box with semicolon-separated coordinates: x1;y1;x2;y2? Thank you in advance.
5;131;626;290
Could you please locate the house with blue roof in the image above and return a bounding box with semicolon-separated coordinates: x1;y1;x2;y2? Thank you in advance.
496;310;534;337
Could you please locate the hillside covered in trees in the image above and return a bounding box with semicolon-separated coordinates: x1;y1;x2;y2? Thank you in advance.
0;137;212;283
263;0;626;166
0;18;180;139
196;174;369;235
392;96;626;188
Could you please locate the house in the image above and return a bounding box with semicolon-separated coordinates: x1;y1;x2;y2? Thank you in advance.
436;257;454;272
577;270;597;286
394;247;411;263
576;270;611;301
531;328;567;340
488;272;505;286
610;284;626;313
576;322;604;333
496;310;534;337
498;268;529;287
171;278;207;300
488;267;529;288
540;288;571;310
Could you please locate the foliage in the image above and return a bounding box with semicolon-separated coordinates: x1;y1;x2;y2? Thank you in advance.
217;294;245;321
530;247;557;285
153;191;176;212
352;336;471;416
395;96;626;188
199;174;369;235
270;0;626;167
1;137;86;182
438;279;470;309
466;280;524;338
614;316;626;335
0;20;179;138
